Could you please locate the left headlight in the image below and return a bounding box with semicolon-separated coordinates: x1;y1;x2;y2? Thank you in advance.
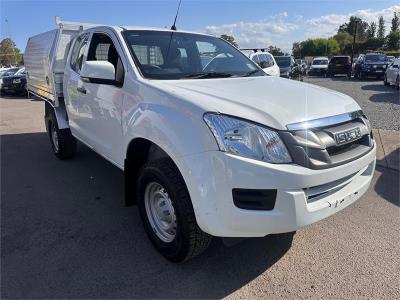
204;113;292;163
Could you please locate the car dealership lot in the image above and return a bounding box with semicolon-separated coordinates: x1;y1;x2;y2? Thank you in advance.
1;78;399;299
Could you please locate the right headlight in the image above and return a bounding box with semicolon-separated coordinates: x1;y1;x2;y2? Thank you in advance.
204;113;292;163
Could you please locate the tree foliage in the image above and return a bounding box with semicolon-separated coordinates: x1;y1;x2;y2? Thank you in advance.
293;12;400;56
377;16;385;40
0;38;23;66
292;38;340;57
367;22;377;38
220;34;238;48
338;16;369;41
267;45;284;56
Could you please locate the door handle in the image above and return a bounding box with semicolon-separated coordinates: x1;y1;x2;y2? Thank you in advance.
77;86;87;94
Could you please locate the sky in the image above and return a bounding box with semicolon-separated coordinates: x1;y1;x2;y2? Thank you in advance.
1;0;399;53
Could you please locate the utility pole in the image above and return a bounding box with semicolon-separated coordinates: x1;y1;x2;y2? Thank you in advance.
350;20;359;72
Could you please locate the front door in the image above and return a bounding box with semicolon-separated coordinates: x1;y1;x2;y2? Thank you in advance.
78;30;126;167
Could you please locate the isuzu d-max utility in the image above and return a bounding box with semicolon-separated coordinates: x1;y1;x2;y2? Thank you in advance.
25;20;376;262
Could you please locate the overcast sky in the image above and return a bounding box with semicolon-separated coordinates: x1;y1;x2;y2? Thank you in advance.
1;0;398;52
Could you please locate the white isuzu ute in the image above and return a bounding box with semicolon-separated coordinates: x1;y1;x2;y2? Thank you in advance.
24;20;376;262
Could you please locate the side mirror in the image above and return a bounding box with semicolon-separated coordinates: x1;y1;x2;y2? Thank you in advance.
81;61;116;85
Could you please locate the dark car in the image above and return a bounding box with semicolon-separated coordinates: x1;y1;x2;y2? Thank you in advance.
327;56;352;78
0;68;27;96
274;56;302;80
354;53;388;80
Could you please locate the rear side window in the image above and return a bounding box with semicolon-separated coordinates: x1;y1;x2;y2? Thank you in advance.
69;33;89;74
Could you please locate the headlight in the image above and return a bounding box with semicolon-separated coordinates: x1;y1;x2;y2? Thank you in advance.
204;113;292;163
13;78;21;84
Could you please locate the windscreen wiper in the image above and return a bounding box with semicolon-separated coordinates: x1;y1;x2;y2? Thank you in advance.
243;69;264;77
185;72;233;79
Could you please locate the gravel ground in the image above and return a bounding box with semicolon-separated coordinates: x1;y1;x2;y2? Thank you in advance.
304;76;400;130
1;97;399;299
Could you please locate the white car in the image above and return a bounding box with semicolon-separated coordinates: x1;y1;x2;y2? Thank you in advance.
384;58;400;89
24;20;376;262
309;57;329;76
243;50;280;76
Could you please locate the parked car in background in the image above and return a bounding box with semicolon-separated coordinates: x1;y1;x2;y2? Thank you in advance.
354;53;388;80
327;56;352;78
242;49;280;76
0;67;20;78
384;58;400;90
386;56;395;63
0;67;27;96
308;57;329;76
274;55;295;78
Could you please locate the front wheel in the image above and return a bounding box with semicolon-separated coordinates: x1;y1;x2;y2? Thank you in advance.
137;158;212;262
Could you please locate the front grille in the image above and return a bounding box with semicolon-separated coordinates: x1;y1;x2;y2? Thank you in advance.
281;113;373;170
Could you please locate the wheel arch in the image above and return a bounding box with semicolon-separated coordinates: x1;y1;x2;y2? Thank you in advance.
124;137;181;206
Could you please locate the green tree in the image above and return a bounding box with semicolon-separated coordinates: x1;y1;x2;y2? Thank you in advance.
292;42;301;58
386;11;400;50
220;34;238;48
267;45;284;56
333;31;353;52
294;38;339;57
377;16;385;40
366;22;377;38
338;16;368;41
390;11;399;32
0;38;21;66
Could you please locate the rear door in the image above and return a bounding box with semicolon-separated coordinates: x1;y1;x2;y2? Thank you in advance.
78;30;127;167
63;32;90;138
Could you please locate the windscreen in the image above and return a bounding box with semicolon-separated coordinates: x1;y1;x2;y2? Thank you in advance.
274;56;291;68
365;54;386;62
123;31;263;79
329;57;349;64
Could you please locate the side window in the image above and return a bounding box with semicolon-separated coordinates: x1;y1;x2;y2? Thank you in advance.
86;33;125;85
70;33;89;74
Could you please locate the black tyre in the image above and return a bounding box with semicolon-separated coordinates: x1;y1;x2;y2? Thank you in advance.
359;72;365;80
347;72;352;79
384;74;389;86
48;112;77;159
396;76;399;90
137;158;212;262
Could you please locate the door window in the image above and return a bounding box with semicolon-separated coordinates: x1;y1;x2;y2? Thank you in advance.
70;33;90;74
86;33;125;85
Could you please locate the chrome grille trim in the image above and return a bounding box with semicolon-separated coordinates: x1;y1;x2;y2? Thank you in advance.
286;110;364;131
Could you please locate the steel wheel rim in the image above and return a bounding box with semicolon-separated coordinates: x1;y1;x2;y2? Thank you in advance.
144;182;177;243
51;124;59;152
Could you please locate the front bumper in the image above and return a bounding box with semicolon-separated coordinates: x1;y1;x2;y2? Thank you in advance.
176;142;376;237
362;69;386;76
0;83;26;94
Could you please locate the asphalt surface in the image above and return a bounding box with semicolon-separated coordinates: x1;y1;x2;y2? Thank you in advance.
1;84;399;299
304;76;400;130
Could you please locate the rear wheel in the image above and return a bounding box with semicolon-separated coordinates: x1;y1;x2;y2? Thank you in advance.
48;112;76;159
137;158;212;262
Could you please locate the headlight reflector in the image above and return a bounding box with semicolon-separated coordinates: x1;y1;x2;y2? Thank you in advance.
204;113;292;163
